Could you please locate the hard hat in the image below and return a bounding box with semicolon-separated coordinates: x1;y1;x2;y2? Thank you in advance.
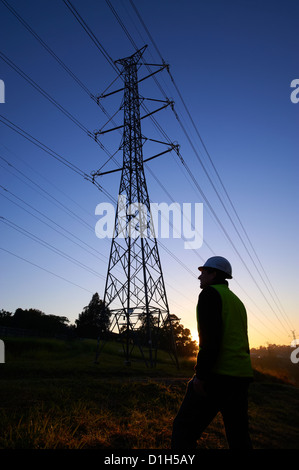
198;256;232;279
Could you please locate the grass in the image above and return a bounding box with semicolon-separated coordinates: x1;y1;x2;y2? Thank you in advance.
0;337;299;449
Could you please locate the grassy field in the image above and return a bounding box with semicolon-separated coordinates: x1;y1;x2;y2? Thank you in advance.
0;337;299;449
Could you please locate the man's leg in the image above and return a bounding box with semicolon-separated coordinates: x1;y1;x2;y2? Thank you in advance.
220;378;252;449
171;378;219;449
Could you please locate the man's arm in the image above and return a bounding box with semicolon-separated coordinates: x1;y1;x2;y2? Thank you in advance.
195;286;222;380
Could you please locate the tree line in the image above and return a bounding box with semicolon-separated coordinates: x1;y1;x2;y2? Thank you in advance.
0;293;198;357
250;343;299;387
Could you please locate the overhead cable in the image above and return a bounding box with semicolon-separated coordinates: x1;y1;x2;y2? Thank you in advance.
127;0;294;334
0;246;94;294
68;0;291;337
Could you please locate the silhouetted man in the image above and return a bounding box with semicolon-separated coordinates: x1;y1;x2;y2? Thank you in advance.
171;256;253;449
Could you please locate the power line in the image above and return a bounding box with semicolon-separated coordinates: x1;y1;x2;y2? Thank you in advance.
2;1;292;340
2;189;266;342
0;113;88;178
50;6;209;281
0;114;198;282
1;143;97;223
1;154;278;341
0;154;198;292
62;0;120;76
1;0;123;167
0;113;115;203
140;101;287;334
0;216;105;280
0;155;93;231
0;12;122;167
0;186;107;266
64;1;291;338
0;50;90;134
170;97;294;334
0;246;94;294
1;0;95;99
145;115;292;335
105;0;139;51
59;3;205;258
0;162;108;264
1;169;93;234
0;49;120;165
2;186;272;340
0;171;193;315
126;0;294;334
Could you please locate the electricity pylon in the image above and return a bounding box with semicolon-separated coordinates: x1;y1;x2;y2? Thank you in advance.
93;46;178;368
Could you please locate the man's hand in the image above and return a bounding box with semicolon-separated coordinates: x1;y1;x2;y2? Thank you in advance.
192;376;207;397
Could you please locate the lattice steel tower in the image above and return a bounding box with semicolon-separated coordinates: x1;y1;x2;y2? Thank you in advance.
93;46;178;368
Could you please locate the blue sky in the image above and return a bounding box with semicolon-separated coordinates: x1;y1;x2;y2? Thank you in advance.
0;0;298;348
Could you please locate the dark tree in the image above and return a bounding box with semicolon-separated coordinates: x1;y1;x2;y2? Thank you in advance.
0;309;13;325
136;312;198;357
159;314;199;357
0;308;70;336
75;293;111;339
13;308;69;336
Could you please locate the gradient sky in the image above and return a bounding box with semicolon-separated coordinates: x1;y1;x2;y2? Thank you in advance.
0;0;298;349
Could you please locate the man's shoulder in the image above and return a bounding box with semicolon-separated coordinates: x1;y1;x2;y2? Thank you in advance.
199;285;222;296
198;285;222;302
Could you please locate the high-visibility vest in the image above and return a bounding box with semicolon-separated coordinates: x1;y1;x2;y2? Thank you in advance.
209;284;253;377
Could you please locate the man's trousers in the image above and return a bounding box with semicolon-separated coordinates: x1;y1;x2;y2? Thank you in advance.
171;374;252;449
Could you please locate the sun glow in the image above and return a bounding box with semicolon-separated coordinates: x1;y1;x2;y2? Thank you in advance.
191;329;199;344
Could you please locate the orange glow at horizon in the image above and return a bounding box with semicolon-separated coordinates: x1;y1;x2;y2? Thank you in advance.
191;329;199;344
